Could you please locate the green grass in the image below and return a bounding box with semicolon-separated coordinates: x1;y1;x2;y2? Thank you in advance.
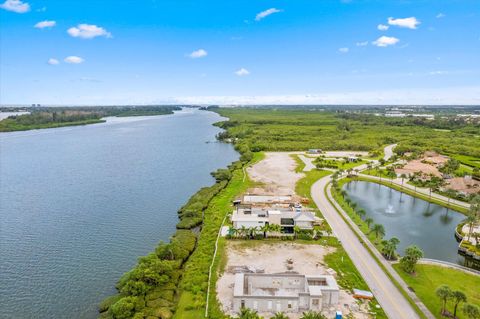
449;154;480;169
363;168;392;179
393;264;480;319
290;154;306;172
174;152;264;319
295;169;331;208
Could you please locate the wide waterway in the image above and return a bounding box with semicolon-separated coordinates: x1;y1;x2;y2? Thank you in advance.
344;181;465;265
0;108;238;319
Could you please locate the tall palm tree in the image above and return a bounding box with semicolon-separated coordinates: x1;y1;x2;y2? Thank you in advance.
444;188;457;205
371;224;385;240
452;290;467;318
357;209;366;220
340;190;347;198
239;225;248;239
365;217;374;228
465;214;477;240
436;285;452;315
351;202;357;211
400;174;407;187
260;224;271;238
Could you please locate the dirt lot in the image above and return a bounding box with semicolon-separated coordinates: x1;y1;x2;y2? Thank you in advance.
247;152;304;195
216;241;372;319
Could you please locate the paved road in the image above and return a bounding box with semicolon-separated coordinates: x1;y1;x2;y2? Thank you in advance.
297;154;316;172
383;144;397;161
312;175;427;319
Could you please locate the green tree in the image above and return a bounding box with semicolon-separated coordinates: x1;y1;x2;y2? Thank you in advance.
272;312;290;319
238;308;263;319
381;237;400;260
365;217;374;228
452;290;467;318
436;285;452;315
370;224;386;241
300;311;327;319
357;209;366;220
444;188;457;205
400;245;424;274
111;296;138;319
400;173;407;187
463;303;480;319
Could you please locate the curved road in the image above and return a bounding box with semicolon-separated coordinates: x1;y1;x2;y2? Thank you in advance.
312;175;425;319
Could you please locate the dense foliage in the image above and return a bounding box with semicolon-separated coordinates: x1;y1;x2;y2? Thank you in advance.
214;108;480;159
0;106;181;132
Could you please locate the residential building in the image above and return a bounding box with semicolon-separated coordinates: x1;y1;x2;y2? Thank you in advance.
233;273;339;313
231;205;321;233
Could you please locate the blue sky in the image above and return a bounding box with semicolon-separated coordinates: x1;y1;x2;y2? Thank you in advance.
1;0;479;105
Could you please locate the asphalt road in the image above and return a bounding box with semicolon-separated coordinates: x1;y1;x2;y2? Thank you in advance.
311;175;423;319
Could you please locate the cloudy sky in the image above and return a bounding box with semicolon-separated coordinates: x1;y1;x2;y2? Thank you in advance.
1;0;479;105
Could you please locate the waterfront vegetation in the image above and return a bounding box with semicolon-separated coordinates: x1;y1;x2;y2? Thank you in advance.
214;107;480;159
0;106;180;132
99;147;261;318
393;264;480;319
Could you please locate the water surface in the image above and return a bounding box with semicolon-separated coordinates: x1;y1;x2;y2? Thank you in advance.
0;109;238;318
344;181;464;264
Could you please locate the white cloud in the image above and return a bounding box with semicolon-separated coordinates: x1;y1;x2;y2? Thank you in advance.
235;68;250;76
372;36;399;47
255;8;282;21
36;6;46;12
67;24;112;39
377;24;389;31
338;47;349;53
356;41;369;46
47;58;59;65
0;0;30;13
188;49;208;59
388;17;420;29
64;56;84;64
429;70;448;75
436;13;446;18
34;20;56;29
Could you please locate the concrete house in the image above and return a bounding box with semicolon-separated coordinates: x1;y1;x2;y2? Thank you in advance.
233;273;339;313
231;205;321;233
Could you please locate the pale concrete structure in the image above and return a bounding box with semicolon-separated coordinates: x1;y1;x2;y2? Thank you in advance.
233;273;339;313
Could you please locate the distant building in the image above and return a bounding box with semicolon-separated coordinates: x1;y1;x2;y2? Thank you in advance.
233;273;339;313
307;149;322;154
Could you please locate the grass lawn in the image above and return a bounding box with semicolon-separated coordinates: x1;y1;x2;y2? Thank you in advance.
393;264;480;319
295;168;331;208
174;152;264;319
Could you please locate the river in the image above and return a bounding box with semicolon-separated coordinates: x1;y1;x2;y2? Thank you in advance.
344;181;465;265
0;108;238;319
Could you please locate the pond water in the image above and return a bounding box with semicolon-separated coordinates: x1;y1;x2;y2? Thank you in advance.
344;181;465;264
0;108;238;319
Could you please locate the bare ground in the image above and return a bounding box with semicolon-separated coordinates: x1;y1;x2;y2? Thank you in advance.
247;152;304;195
216;241;372;319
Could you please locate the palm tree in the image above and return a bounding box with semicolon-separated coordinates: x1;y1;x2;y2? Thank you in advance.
293;225;302;239
270;223;282;234
357;209;366;220
272;312;290;319
371;224;385;241
463;303;480;319
465;214;476;241
436;285;452;315
382;237;400;260
444;188;457;205
345;198;351;206
260;224;271;238
340;190;347;198
239;225;248;239
228;226;237;238
300;311;327;319
400;173;407;187
238;308;263;319
350;202;357;211
452;290;467;318
365;217;374;228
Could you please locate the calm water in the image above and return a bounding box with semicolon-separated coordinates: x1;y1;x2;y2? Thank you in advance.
0;109;238;319
344;181;465;264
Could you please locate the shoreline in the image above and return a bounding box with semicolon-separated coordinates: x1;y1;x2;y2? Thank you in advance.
98;111;249;319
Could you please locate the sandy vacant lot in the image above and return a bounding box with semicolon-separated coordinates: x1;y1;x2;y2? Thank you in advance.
247;152;304;195
217;242;372;319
